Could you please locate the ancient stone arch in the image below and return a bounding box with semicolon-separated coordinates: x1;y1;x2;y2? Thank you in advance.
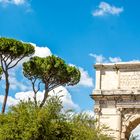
91;62;140;140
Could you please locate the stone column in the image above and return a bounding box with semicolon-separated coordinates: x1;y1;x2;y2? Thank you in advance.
116;108;123;140
121;126;127;140
94;107;101;128
95;69;102;90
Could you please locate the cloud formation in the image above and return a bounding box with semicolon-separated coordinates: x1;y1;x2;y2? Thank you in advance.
89;53;122;63
0;0;32;12
89;54;105;63
69;64;93;87
78;67;93;87
89;53;140;64
109;57;122;63
0;0;26;5
9;73;30;91
129;59;140;63
31;43;52;58
92;2;123;16
0;86;80;111
0;95;18;106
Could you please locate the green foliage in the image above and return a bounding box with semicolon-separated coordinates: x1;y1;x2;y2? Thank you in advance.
0;37;35;113
23;55;80;86
0;37;35;59
0;97;112;140
23;55;81;107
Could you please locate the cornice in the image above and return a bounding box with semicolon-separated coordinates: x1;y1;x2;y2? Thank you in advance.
94;62;140;70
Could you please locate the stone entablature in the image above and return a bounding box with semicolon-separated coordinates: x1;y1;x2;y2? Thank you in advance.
92;62;140;140
95;62;140;90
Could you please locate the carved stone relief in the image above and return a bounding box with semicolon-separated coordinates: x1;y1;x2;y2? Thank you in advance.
120;71;140;89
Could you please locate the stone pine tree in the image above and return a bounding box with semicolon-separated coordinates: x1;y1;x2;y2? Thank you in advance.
0;37;35;113
23;55;81;107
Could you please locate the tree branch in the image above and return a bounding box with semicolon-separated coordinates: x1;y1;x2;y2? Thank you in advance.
3;55;10;62
36;81;42;93
7;59;13;68
49;83;65;92
31;78;37;106
8;55;25;69
32;78;42;106
0;55;6;73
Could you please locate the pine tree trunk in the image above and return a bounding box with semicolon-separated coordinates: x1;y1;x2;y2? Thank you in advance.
39;87;49;108
2;71;9;113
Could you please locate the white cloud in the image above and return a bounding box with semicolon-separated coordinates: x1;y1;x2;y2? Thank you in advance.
89;53;122;64
11;0;25;5
0;0;26;5
30;43;52;58
78;67;93;87
15;86;79;110
129;59;140;62
89;53;106;63
92;2;123;16
89;53;140;64
0;0;32;12
9;75;30;91
1;68;31;91
15;90;44;102
34;46;52;57
109;57;122;63
0;95;18;106
69;64;93;87
50;86;80;110
0;86;80;110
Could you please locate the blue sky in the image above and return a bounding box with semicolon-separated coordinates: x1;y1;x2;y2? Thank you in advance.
1;0;140;135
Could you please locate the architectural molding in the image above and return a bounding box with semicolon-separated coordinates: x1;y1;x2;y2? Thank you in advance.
92;62;140;140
